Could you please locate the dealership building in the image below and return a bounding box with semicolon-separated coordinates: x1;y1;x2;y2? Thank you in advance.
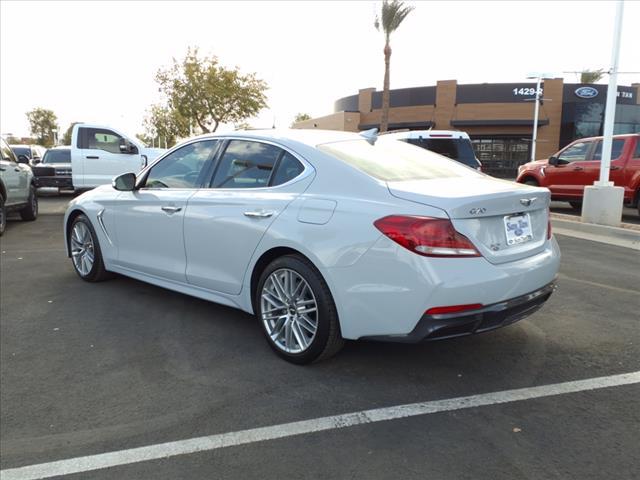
294;79;640;177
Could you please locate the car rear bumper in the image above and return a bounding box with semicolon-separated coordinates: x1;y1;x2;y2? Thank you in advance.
363;281;556;343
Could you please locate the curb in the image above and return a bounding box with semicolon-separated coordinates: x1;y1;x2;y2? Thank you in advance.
551;215;640;250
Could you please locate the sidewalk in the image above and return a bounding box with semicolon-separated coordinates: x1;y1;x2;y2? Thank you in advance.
551;213;640;250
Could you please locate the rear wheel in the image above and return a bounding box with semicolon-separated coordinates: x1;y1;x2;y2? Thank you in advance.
69;214;112;282
256;255;344;364
0;196;6;236
19;185;38;221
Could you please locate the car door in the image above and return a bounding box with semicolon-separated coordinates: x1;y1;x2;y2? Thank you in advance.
184;139;313;295
544;140;594;197
588;138;628;188
112;139;220;282
78;127;142;187
0;140;27;205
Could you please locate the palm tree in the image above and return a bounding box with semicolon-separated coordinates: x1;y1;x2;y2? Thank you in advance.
580;69;605;84
375;0;414;132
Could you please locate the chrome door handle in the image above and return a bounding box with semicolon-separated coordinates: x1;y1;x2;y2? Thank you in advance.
14;167;21;172
0;166;5;171
86;156;100;160
244;210;274;218
161;206;182;214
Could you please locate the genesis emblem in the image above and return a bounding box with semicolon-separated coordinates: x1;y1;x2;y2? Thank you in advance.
520;198;537;207
469;207;486;215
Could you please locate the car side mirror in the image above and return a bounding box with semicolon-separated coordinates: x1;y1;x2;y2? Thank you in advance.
112;172;136;191
548;156;559;166
119;143;133;154
32;158;42;164
17;154;30;164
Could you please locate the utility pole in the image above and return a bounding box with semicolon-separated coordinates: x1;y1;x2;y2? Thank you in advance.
581;0;625;226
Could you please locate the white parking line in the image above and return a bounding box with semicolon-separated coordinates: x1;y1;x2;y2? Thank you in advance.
2;371;639;480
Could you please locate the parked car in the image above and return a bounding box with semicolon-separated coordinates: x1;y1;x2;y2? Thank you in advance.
516;133;640;213
10;144;47;165
381;130;482;171
64;130;559;363
70;124;165;189
1;138;38;235
32;146;73;191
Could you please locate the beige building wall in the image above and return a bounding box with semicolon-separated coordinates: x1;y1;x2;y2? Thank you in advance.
292;111;360;132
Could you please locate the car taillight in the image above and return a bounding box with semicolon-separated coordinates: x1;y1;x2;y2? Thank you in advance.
547;209;552;239
374;215;481;258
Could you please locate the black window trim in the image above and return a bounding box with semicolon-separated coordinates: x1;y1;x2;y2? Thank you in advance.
588;138;627;163
137;138;222;190
203;137;311;190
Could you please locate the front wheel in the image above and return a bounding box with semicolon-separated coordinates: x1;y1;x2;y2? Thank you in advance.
256;255;344;364
19;185;38;221
69;214;112;282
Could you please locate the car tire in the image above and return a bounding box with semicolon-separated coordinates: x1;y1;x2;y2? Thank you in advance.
69;214;113;282
524;179;539;187
0;196;6;236
256;255;344;364
569;201;582;210
19;185;38;221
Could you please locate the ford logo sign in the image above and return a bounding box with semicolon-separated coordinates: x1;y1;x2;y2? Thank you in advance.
575;86;599;99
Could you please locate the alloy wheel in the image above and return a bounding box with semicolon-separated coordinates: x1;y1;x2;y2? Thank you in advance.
261;268;318;354
70;222;95;276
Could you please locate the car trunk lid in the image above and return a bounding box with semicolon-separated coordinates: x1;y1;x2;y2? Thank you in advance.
388;177;551;264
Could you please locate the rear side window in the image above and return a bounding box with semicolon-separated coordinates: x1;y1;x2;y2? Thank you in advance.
633;139;640;159
211;140;281;189
271;152;304;186
42;149;71;163
408;138;478;167
591;139;625;161
319;139;480;182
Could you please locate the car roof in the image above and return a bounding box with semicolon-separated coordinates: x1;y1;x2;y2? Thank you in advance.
571;133;639;143
191;128;363;147
46;146;71;151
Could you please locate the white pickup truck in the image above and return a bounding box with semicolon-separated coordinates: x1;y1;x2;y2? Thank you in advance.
70;124;165;189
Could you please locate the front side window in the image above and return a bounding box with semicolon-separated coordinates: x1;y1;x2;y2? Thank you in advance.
591;139;626;161
319;139;480;182
84;128;124;154
557;142;591;164
42;149;71;163
144;140;218;188
211;140;282;188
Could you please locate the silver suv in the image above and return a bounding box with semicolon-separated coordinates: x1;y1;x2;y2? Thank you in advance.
0;138;38;235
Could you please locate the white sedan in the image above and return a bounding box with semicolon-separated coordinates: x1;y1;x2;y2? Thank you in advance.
64;129;560;363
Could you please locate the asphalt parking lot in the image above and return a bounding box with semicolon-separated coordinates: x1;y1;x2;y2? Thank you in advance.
1;195;639;479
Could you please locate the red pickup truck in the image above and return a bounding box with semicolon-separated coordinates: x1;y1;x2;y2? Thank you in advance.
516;133;640;214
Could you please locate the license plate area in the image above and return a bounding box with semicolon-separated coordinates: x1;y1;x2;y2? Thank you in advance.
504;213;533;246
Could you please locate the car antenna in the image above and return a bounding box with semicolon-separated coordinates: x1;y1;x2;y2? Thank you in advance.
359;128;378;145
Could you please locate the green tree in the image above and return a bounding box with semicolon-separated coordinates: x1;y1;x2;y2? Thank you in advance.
156;47;268;133
293;113;311;125
374;0;414;132
26;108;59;147
580;69;605;84
62;122;82;145
143;103;189;148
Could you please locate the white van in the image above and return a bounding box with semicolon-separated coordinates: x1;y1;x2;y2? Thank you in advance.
70;124;166;189
381;130;482;171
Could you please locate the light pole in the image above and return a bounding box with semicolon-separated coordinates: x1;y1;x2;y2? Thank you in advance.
581;0;625;226
526;73;554;162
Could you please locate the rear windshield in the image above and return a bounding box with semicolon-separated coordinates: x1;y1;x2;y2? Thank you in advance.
407;138;478;167
42;149;71;163
318;139;481;182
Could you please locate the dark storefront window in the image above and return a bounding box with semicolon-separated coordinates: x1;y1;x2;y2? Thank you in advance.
471;137;530;178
